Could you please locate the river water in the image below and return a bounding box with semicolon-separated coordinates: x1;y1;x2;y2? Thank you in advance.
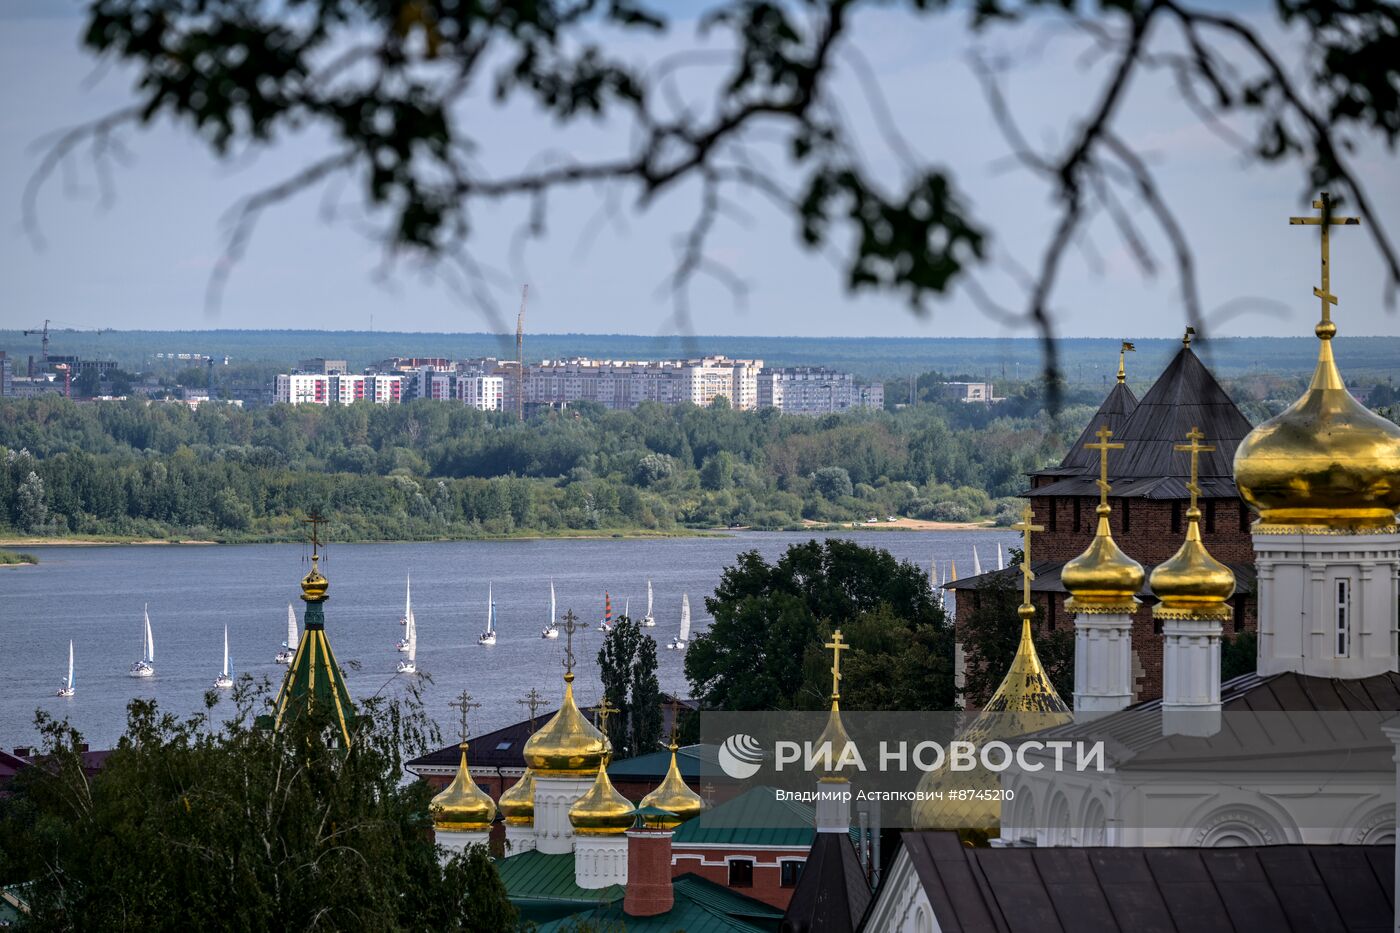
1;530;1015;749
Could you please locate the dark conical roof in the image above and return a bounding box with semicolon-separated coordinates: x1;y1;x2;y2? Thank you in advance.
780;833;871;933
1029;345;1253;499
1057;380;1140;472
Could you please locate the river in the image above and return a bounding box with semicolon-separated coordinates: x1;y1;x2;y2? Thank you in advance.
1;529;1016;749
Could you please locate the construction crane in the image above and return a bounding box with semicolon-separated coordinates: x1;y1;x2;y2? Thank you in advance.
22;319;51;367
515;284;528;422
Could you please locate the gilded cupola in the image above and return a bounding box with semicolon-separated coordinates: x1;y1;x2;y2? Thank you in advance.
1062;425;1145;613
639;743;705;829
522;672;607;776
568;699;634;836
430;742;498;833
1234;192;1400;533
497;768;536;826
1151;428;1235;621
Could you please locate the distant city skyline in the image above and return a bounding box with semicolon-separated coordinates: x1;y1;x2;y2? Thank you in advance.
2;3;1398;339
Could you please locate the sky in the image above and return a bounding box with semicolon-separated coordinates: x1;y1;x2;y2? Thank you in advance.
1;2;1398;340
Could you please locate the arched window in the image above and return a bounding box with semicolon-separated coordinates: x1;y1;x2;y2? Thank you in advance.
1048;793;1071;847
1082;797;1107;847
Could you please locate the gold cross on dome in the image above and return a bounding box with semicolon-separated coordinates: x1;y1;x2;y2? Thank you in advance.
303;512;328;560
1011;505;1044;609
449;689;481;746
668;697;682;748
1290;191;1360;328
1174;426;1215;512
824;630;849;701
559;609;582;677
1083;424;1124;508
518;688;545;731
594;696;620;737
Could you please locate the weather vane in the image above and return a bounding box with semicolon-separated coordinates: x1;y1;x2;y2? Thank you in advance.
1011;504;1044;611
1175;427;1214;515
449;689;481;747
824;630;849;702
1084;424;1124;510
1289;191;1360;332
1117;342;1135;384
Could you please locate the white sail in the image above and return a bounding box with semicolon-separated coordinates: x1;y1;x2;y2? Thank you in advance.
406;612;417;662
646;580;653;617
144;605;155;663
550;580;557;625
66;640;74;691
286;604;298;647
222;626;230;677
405;573;412;619
997;542;1004;571
624;597;630;619
929;556;937;590
972;546;983;577
487;584;495;634
679;594;692;642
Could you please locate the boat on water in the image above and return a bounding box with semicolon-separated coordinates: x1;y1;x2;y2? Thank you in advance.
397;607;417;674
128;605;155;678
667;594;691;651
478;583;497;646
641;579;656;627
213;625;234;689
276;604;297;664
56;640;75;697
541;580;559;639
397;574;414;651
600;591;613;631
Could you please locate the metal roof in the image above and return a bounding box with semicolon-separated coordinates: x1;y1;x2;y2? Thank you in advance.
673;785;825;849
534;874;784;932
1056;381;1139;472
780;832;871;933
496;849;623;906
607;744;717;781
901;831;1394;933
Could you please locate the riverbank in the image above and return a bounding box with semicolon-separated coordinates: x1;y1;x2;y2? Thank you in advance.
0;527;728;548
0;549;38;565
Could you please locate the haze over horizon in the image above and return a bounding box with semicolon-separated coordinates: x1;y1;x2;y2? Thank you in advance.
2;2;1398;341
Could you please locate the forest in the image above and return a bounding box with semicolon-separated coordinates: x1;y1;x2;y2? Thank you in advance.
0;381;1110;542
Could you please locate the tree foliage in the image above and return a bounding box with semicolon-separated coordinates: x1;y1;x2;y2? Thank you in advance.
685;539;953;711
0;683;519;931
596;617;664;760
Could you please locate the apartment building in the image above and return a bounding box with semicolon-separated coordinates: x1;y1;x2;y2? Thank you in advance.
275;372;403;406
457;374;505;411
275;373;329;405
757;367;884;414
525;356;764;411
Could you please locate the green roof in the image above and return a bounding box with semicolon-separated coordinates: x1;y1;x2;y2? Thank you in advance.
607;743;716;780
672;785;820;848
496;850;623;923
535;874;783;933
272;599;355;746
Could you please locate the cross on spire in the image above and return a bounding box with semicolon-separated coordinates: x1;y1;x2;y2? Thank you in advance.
667;697;682;748
1084;423;1124;509
1117;341;1135;384
824;630;849;702
1174;426;1215;513
1011;504;1044;610
449;689;481;747
303;513;327;558
518;688;545;730
1290;191;1360;332
594;696;620;757
559;609;584;678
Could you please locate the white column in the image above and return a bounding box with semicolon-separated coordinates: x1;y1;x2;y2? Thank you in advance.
533;776;594;855
435;828;490;863
574;835;629;888
816;777;852;833
1073;612;1134;713
505;822;537;855
1161;618;1222;737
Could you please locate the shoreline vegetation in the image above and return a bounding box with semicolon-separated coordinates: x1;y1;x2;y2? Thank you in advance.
0;549;37;565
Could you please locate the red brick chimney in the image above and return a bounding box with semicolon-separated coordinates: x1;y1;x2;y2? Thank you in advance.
623;827;674;917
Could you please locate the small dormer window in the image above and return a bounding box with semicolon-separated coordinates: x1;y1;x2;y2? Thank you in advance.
1336;579;1352;657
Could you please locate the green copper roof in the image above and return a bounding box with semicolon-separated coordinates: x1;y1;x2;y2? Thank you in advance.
496;850;622;922
272;600;355;746
672;785;823;848
607;743;715;780
534;874;783;932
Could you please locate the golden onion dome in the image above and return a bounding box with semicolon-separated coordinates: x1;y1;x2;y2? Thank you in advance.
498;767;536;826
522;673;608;776
1062;504;1145;613
982;607;1072;715
1149;508;1235;621
639;744;705;829
1234;321;1400;532
568;760;635;835
300;555;329;602
430;744;497;833
814;698;855;781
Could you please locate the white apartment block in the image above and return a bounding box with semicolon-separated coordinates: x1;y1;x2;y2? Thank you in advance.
276;373;329;406
457;375;505;411
757;367;883;414
524;356;764;411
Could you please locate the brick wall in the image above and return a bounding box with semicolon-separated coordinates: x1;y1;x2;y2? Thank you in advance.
670;844;809;910
1031;495;1255;565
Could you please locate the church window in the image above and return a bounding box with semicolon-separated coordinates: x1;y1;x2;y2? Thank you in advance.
1336;579;1352;657
1046;597;1057;630
780;860;804;887
1239;501;1251;532
728;858;754;888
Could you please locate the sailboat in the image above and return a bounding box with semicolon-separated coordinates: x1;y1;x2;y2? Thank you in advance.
541;580;559;639
213;625;234;689
397;575;414;651
128;604;155;677
478;583;497;646
276;604;297;664
600;592;613;631
667;594;691;651
972;546;983;577
397;610;417;674
641;580;656;627
56;640;75;697
997;543;1004;571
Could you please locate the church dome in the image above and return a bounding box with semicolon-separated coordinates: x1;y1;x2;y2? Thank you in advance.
522;673;608;776
1062;504;1145;613
639;744;705;829
1149;508;1235;620
300;555;329;602
498;767;535;826
1234;322;1400;531
430;744;497;832
568;761;635;835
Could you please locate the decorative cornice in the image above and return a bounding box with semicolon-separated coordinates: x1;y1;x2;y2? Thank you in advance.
1252;521;1399;536
1065;597;1140;615
1154;604;1232;623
